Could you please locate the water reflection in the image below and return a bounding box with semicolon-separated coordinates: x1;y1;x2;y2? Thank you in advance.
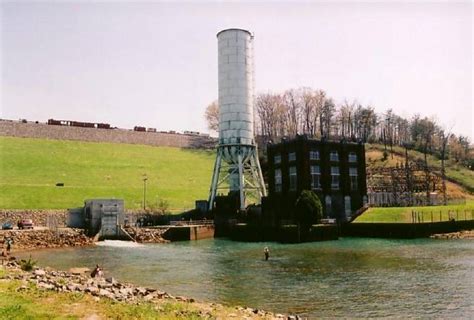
22;238;474;318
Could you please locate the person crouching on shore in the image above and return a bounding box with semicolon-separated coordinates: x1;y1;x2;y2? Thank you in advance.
91;264;103;278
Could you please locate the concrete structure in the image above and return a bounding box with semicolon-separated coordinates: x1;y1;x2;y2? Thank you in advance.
67;208;85;228
83;199;125;238
266;137;367;222
209;28;266;210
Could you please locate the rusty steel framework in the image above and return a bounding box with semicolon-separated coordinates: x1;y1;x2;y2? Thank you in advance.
367;161;444;206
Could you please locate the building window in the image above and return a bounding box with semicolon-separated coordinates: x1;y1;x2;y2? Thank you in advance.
348;152;357;163
274;154;281;165
349;167;358;190
288;152;296;162
310;150;320;160
275;169;282;193
311;165;321;190
330;151;339;162
331;166;340;190
289;166;297;191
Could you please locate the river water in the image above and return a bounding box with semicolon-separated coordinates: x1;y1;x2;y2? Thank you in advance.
22;238;474;318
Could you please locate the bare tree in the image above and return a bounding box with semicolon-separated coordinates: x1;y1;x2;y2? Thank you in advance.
300;88;317;136
338;100;356;139
320;98;336;138
204;101;219;132
384;109;395;158
354;105;377;142
283;89;302;137
256;93;286;139
438;128;452;205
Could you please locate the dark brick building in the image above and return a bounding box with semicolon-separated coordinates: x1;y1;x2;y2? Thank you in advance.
266;137;367;222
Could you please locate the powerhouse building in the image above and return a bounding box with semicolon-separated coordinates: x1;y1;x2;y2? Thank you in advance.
266;137;367;222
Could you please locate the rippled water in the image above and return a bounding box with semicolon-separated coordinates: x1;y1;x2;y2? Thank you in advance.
22;238;474;318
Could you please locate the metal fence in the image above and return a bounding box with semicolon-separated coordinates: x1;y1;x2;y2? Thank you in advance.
411;209;474;223
169;220;214;226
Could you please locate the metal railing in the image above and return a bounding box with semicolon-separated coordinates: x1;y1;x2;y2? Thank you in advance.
411;209;474;223
169;220;214;226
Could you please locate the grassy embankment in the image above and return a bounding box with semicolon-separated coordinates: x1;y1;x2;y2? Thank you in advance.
1;136;472;214
0;267;238;320
354;200;474;223
0;282;198;320
0;136;215;211
0;266;278;320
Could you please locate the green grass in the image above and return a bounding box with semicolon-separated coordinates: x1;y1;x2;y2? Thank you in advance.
355;200;474;223
1;136;471;211
0;136;215;210
0;276;207;319
0;267;266;319
446;165;474;193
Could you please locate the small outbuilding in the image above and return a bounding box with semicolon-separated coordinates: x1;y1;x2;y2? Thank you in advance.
68;199;125;238
84;199;125;237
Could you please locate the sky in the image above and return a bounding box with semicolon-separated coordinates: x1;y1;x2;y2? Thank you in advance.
1;1;472;139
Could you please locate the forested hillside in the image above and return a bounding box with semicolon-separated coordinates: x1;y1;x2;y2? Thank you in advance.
206;87;473;172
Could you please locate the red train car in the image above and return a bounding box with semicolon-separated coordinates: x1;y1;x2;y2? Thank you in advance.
134;126;146;132
97;123;111;129
48;119;62;125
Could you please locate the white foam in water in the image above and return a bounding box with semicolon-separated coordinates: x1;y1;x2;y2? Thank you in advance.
95;240;144;248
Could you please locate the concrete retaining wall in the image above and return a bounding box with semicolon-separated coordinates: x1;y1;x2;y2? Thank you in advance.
343;220;474;238
0;120;215;149
162;225;214;241
190;225;214;240
228;224;339;243
0;210;67;227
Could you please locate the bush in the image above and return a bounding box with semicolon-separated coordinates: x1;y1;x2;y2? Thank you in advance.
295;190;323;226
20;255;37;272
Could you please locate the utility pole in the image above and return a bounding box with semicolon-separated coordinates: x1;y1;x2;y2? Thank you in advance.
143;174;148;210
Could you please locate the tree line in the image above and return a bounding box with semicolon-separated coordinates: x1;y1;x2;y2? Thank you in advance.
205;87;472;167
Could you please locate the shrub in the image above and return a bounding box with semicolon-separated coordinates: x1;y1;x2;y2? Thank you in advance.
295;190;323;226
158;199;170;215
20;255;37;272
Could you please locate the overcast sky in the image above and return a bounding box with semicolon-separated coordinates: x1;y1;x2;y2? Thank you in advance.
1;1;472;139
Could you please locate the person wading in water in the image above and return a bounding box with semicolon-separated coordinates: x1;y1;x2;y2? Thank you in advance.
5;238;13;256
264;247;270;261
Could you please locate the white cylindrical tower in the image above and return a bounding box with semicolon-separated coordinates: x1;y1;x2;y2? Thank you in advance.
209;28;266;211
217;28;254;147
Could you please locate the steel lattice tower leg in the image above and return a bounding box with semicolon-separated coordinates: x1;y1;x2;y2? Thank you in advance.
208;145;266;211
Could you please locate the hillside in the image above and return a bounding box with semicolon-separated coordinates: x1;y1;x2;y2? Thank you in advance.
365;144;473;199
0;136;215;210
0;136;471;210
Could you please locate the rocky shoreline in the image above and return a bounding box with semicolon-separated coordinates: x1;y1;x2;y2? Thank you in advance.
0;228;94;251
124;226;169;243
0;227;171;253
1;260;300;320
430;230;474;240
